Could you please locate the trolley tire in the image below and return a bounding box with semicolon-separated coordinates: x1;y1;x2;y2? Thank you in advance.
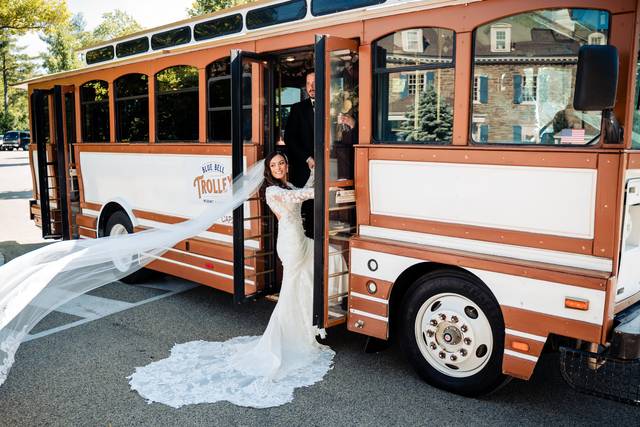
399;270;509;396
105;211;153;284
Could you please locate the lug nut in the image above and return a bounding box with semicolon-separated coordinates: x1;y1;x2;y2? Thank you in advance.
430;319;438;326
439;313;447;321
460;325;468;333
460;349;468;357
451;315;458;323
450;354;458;362
464;337;472;345
430;342;437;350
438;352;446;359
426;330;435;337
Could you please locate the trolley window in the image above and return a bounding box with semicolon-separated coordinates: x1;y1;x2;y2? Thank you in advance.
86;46;114;65
471;9;610;145
311;0;385;16
116;37;149;58
151;26;191;50
194;14;243;41
115;74;149;142
373;28;455;144
80;80;110;142
156;66;199;142
206;58;252;143
246;0;306;30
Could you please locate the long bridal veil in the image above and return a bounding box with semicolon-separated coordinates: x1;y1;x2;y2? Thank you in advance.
0;160;265;388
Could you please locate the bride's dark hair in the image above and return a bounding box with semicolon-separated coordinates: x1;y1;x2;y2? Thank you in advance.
264;151;290;189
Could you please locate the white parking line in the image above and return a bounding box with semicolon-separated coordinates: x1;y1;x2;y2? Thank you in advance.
24;282;198;342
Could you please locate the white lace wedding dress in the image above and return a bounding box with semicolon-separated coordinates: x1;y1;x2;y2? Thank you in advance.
128;172;336;408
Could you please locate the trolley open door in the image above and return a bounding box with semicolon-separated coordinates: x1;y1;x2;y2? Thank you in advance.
313;35;359;329
230;49;278;304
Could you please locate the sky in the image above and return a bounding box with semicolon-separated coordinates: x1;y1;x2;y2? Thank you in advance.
18;0;194;59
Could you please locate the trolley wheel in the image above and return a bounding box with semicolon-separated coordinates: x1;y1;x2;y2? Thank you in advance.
399;270;509;396
105;211;153;284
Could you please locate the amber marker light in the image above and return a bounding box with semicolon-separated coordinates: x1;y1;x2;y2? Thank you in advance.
565;298;589;311
511;341;530;352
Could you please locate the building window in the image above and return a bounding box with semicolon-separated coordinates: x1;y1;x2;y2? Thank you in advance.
490;25;511;53
402;29;423;53
588;32;606;45
115;73;149;142
473;76;488;104
80;80;110;142
472;8;609;145
155;66;199;142
408;73;424;95
373;28;455;144
521;74;537;103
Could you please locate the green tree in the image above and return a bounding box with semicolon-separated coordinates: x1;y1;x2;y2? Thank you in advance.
86;10;142;46
0;38;34;133
41;10;143;74
0;0;68;33
40;13;85;73
398;85;453;142
187;0;254;16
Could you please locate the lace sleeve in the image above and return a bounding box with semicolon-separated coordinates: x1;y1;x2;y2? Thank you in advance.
303;169;315;189
266;185;314;204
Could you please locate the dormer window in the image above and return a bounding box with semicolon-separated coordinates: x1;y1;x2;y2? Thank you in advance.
588;32;606;45
490;24;511;53
401;29;424;53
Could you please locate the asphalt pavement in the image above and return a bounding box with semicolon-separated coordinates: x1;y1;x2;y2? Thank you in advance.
0;150;638;426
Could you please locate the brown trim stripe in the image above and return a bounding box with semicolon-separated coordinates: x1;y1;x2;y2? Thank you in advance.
351;236;609;290
502;354;537;380
370;214;594;256
502;306;602;344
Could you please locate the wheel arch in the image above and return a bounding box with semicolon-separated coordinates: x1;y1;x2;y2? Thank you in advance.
388;262;501;340
97;198;137;237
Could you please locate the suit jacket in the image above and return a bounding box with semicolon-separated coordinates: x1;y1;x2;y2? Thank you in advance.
284;97;314;188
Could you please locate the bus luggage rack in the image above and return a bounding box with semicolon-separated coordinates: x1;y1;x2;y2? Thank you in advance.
560;347;640;406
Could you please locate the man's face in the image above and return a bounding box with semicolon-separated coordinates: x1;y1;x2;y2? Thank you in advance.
306;73;315;99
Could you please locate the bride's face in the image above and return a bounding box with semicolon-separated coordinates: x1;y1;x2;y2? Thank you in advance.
269;155;288;181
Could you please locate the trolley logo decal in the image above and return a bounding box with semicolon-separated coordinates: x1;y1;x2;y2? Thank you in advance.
193;161;233;203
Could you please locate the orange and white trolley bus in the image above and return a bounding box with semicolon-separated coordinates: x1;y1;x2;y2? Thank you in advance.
24;0;640;402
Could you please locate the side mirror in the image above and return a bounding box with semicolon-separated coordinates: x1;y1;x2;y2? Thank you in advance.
573;45;618;111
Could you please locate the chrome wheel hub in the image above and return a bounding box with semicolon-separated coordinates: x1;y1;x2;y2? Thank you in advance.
109;223;132;272
110;224;128;236
415;293;493;378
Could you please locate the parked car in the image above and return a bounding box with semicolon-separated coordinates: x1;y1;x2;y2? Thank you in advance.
1;131;30;150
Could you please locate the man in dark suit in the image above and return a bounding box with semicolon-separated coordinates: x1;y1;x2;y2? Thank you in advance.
284;71;315;238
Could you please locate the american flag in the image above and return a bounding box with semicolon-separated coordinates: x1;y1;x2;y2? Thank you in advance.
559;128;585;144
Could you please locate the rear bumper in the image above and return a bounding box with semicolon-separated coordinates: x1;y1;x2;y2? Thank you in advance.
610;301;640;360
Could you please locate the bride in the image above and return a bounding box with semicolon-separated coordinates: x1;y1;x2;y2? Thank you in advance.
128;151;335;408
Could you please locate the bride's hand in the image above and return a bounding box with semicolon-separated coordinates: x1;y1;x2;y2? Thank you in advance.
307;158;315;169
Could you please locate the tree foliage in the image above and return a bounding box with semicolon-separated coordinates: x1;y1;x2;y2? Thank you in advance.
187;0;255;17
41;10;143;74
0;0;68;33
0;38;34;133
40;13;85;73
85;10;143;46
398;85;453;143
